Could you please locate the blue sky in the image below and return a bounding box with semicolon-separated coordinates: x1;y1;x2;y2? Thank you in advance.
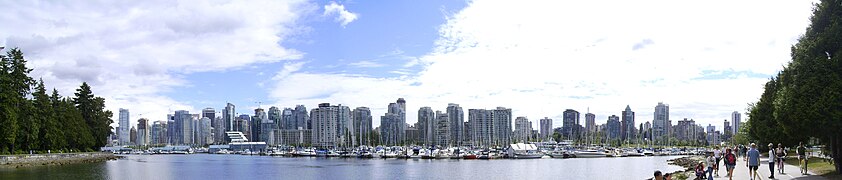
0;0;819;131
162;0;466;114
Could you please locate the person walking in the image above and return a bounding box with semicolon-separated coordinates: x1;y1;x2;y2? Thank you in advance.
706;154;716;180
776;143;787;174
768;143;776;179
724;148;737;180
747;143;761;180
713;146;722;177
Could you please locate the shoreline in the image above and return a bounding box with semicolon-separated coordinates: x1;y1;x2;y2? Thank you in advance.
665;156;704;179
0;152;122;168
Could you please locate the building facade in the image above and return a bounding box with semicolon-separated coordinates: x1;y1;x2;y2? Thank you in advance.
447;103;464;146
562;109;580;140
539;117;552;141
621;105;635;142
418;107;435;146
352;107;373;146
652;102;670;144
311;103;339;148
434;111;450;147
514;117;532;143
119;108;130;145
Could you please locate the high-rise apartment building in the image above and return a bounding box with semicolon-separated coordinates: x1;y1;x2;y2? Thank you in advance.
653;102;669;143
137;118;150;146
119;108;130;145
539;117;552;141
434;111;450;147
732;111;741;134
447;103;464;146
514;117;532;143
418;107;435;146
352;107;372;146
621;105;635;141
311;103;339;148
562;109;580;140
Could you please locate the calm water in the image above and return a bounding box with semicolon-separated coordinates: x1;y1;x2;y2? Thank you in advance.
0;154;685;180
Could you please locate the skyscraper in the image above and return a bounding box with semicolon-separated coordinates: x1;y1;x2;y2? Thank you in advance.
539;117;552;141
562;109;580;140
282;108;294;130
336;105;353;147
653;102;669;143
311;103;339;148
352;107;372;146
417;107;435;146
607;115;621;140
174;110;193;145
198;117;212;145
137;118;150;146
268;106;281;129
202;108;215;128
468;107;512;146
251;108;266;142
446;103;464;146
468;109;493;146
492;107;512;146
514;117;532;143
731;111;741;134
223;103;235;133
585;112;596;134
621;105;635;142
119;108;130;145
434;111;450;147
293;105;309;130
380;99;407;146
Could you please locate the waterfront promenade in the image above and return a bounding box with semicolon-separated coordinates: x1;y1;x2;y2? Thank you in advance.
710;155;826;180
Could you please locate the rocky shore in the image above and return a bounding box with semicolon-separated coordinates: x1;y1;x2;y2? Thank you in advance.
0;152;122;168
666;156;704;179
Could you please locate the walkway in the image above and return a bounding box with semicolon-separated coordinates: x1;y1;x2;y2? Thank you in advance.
705;155;827;180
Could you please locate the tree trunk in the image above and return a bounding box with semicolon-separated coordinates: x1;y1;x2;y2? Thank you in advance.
834;135;842;173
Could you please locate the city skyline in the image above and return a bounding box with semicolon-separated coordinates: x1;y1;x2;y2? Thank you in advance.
0;0;820;133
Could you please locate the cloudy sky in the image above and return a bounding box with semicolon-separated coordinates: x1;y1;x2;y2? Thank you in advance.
0;0;818;131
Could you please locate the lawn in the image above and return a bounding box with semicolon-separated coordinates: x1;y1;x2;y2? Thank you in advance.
783;156;839;179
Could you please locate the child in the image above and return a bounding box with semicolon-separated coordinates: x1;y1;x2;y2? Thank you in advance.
695;161;706;180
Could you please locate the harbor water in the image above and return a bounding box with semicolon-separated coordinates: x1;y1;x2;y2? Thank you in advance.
0;154;685;180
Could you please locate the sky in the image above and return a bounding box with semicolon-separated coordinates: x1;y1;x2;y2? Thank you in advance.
0;0;820;132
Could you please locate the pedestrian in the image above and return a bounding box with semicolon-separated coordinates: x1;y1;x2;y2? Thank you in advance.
653;170;663;180
724;148;737;180
797;142;808;175
747;143;761;180
706;154;716;180
768;143;775;179
695;161;706;179
664;173;672;180
776;143;786;174
713;146;722;176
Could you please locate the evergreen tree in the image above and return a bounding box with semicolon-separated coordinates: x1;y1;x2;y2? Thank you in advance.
750;0;842;172
74;82;113;149
0;48;35;153
34;80;59;150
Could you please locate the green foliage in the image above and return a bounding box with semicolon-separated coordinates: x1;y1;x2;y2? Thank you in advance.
748;0;842;172
0;48;111;154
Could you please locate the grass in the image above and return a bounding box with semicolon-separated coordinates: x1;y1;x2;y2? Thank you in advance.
783;156;839;178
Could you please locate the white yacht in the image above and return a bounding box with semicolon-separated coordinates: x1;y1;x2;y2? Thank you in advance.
574;149;609;158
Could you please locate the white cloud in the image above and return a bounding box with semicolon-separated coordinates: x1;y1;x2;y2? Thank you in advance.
0;0;314;127
348;60;385;68
323;1;358;27
269;0;817;130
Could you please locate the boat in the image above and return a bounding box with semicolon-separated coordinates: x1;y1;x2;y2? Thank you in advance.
574;150;609;158
625;149;645;157
642;149;655;156
548;150;573;158
434;149;451;159
507;143;544;159
357;151;374;158
420;149;434;159
326;151;340;157
215;149;231;154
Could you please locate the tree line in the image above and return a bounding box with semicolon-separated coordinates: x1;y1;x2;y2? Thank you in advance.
746;0;842;173
0;48;113;154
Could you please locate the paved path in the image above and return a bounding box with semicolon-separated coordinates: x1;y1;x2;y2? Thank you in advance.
704;156;826;180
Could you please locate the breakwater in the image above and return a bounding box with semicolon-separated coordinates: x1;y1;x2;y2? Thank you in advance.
0;152;120;168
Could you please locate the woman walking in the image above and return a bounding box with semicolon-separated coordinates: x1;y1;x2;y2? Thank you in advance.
724;148;737;180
